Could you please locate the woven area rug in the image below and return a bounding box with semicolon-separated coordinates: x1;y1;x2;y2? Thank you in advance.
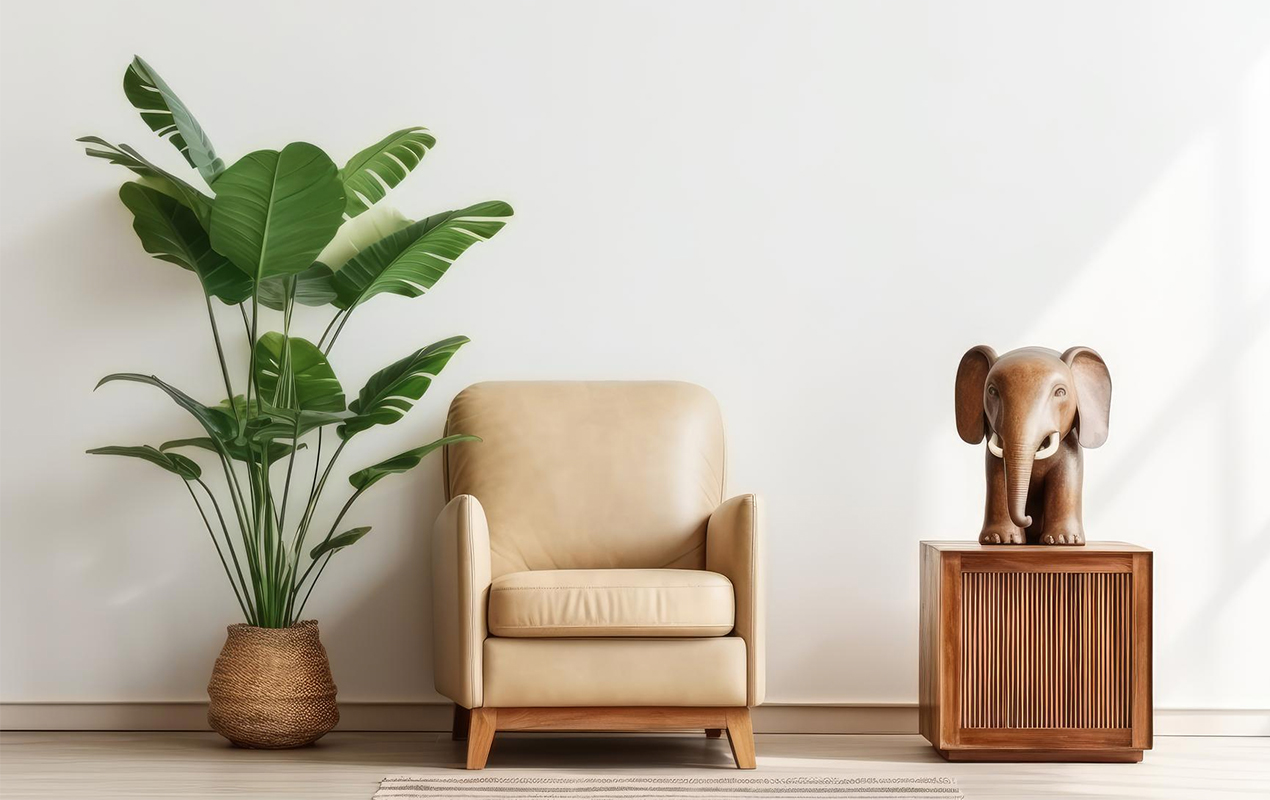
374;776;963;798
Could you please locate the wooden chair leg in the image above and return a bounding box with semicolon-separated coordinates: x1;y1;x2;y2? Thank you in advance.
452;705;471;742
724;708;756;769
466;708;497;769
705;728;723;738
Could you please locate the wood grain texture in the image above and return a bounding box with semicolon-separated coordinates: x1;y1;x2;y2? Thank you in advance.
1132;552;1154;749
960;571;1132;729
724;708;756;769
491;707;734;732
465;708;497;769
465;707;755;770
959;729;1132;748
919;542;940;743
966;553;1133;573
919;542;1152;762
923;541;1150;553
937;747;1143;763
938;552;962;748
3;732;1265;799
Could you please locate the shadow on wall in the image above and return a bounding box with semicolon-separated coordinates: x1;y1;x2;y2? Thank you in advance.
766;23;1270;703
1042;51;1270;706
915;48;1270;708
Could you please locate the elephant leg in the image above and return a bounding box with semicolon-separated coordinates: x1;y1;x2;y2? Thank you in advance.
981;449;1026;544
1038;444;1085;545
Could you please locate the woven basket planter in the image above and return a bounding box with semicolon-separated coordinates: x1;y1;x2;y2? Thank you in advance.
207;620;339;748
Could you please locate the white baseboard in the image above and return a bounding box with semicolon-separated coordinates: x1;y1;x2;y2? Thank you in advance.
0;702;451;733
2;702;1265;736
1152;709;1270;736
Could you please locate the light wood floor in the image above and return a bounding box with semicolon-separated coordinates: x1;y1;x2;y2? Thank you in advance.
1;732;1266;799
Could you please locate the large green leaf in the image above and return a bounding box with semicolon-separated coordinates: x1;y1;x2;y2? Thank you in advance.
331;201;512;310
310;526;371;559
247;405;353;444
79;137;213;226
206;394;251;437
87;445;201;481
340;127;435;217
348;434;480;491
95;374;236;441
210;143;346;282
257;264;337;311
118;182;252;304
257;203;411;310
123;56;224;184
339;336;468;440
160;436;303;463
200;396;334;451
253;333;345;412
316;203;413;271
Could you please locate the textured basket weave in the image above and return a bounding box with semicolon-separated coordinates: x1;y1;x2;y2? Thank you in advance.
207;620;339;748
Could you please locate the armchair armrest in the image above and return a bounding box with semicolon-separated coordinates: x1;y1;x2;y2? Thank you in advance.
706;493;764;706
431;494;491;709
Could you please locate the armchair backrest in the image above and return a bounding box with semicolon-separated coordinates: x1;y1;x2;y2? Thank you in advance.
444;381;726;577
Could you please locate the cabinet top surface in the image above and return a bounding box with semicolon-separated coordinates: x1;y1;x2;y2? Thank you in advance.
921;540;1151;553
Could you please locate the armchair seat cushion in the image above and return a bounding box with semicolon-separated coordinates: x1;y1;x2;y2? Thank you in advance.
488;568;735;638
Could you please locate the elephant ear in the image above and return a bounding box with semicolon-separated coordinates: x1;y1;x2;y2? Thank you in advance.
1062;346;1112;448
955;345;997;444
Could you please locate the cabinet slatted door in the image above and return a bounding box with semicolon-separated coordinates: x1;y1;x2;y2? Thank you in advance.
960;571;1132;730
919;542;1152;763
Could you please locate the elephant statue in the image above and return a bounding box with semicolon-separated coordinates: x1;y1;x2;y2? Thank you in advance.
955;345;1112;545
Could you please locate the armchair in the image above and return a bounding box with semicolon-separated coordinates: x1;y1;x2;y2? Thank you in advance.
431;381;764;769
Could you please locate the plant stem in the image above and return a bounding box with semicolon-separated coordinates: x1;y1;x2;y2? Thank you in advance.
243;292;277;623
295;438;348;546
292;485;364;606
299;430;323;557
282;429;323;623
274;281;299;599
196;477;256;623
184;481;251;621
276;424;301;559
199;294;262;620
258;445;277;625
286;437;349;616
246;294;260;415
318;309;346;352
293;552;332;621
203;295;237;418
322;489;363;552
322;303;356;356
203;445;258;607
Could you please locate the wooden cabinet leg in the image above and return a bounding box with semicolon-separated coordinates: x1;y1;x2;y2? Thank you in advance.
724;708;756;769
705;728;723;738
466;708;497;770
452;705;471;742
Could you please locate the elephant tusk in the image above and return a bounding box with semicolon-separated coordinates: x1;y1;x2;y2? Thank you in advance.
1035;431;1061;460
987;432;1005;459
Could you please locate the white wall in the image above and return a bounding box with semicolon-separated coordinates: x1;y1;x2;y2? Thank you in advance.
2;0;1268;717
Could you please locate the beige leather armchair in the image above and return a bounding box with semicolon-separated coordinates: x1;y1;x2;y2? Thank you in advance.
431;382;764;769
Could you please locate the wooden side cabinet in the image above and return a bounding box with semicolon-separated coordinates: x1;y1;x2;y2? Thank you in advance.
919;541;1152;763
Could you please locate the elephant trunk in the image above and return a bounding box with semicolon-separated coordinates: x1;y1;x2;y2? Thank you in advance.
1001;426;1043;528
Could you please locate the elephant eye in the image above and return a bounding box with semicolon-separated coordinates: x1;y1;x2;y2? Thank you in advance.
987;385;998;397
1055;387;1067;397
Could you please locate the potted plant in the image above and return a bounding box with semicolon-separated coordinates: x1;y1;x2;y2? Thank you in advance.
81;56;512;748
